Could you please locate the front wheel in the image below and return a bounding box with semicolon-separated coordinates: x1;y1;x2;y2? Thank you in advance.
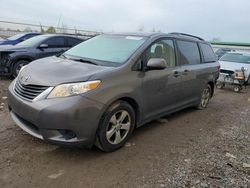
196;85;212;110
95;101;135;152
12;60;29;77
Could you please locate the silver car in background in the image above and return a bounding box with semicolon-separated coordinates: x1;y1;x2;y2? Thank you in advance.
219;51;250;84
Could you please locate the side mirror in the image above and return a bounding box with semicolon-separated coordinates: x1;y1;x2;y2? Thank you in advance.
39;44;48;49
147;58;167;70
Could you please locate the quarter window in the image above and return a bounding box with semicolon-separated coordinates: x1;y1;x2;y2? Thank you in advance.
177;40;201;65
200;43;217;63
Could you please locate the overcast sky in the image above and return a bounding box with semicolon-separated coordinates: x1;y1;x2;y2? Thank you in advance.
0;0;249;42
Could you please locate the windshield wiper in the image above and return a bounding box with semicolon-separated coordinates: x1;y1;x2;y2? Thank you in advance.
71;58;99;65
59;54;68;59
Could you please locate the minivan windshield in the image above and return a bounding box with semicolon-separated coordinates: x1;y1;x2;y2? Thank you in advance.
16;35;48;47
220;53;250;64
64;35;147;64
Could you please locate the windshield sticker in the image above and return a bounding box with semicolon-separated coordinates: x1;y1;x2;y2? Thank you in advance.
126;36;143;40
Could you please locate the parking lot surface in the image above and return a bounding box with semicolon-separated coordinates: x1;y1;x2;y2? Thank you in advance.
0;78;249;188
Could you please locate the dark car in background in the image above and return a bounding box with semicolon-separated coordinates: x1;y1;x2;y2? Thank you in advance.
0;32;40;46
8;32;219;152
0;34;84;77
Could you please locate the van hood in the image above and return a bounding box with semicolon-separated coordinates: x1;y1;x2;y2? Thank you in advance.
18;56;113;86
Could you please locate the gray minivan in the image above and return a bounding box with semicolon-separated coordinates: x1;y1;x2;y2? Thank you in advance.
8;32;219;152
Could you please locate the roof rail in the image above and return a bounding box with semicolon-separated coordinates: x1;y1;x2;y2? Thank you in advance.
169;32;204;41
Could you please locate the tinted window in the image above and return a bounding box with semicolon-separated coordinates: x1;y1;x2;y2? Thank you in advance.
45;37;65;47
177;40;200;65
145;39;176;67
67;37;82;47
200;43;217;62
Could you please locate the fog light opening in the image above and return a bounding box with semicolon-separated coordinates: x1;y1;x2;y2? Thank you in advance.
58;130;77;140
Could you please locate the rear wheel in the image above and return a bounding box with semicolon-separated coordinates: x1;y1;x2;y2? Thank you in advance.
95;101;135;152
196;84;212;110
12;60;29;77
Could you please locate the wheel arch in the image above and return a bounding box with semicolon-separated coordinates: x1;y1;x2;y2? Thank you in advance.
118;97;141;126
11;56;33;72
207;81;214;97
99;96;142;128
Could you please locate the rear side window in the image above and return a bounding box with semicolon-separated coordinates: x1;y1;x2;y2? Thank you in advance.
177;40;201;65
200;43;217;63
66;37;82;47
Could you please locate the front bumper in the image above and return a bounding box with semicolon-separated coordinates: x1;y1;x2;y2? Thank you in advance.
8;80;105;147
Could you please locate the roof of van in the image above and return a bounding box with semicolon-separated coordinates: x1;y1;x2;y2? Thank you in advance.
104;32;205;42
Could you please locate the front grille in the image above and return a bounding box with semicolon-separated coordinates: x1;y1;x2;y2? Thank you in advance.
14;79;49;101
220;69;234;75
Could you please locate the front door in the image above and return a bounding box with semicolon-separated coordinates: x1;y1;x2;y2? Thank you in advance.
142;39;184;120
37;37;68;58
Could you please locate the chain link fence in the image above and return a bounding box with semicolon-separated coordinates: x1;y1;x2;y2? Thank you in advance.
0;20;101;39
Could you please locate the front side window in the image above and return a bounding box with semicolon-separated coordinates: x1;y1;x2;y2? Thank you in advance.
145;39;176;67
177;40;201;65
65;35;147;64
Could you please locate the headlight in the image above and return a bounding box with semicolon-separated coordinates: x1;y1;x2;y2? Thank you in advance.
47;80;101;99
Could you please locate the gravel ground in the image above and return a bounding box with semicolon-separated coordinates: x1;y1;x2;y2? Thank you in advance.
0;78;249;188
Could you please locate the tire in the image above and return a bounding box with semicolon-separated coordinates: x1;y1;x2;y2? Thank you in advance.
12;60;29;77
196;84;212;110
216;82;224;89
95;101;135;152
233;86;241;93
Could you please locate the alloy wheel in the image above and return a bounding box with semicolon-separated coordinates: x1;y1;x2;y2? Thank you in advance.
201;88;210;108
106;110;131;145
